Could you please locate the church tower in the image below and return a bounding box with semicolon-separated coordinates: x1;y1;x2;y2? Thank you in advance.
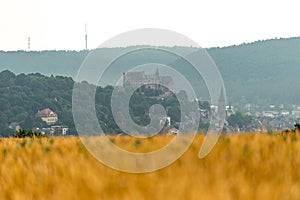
155;68;160;90
217;87;226;117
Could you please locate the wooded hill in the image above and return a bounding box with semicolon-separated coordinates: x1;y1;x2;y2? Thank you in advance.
1;37;300;110
0;71;206;137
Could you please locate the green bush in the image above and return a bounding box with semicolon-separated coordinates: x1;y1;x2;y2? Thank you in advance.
14;129;46;138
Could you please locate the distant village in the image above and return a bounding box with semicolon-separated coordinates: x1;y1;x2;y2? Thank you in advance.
204;104;299;133
227;104;300;133
123;70;300;134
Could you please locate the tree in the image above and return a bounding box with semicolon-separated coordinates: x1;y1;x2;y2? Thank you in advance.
227;112;252;129
199;101;210;111
22;115;34;130
14;129;45;138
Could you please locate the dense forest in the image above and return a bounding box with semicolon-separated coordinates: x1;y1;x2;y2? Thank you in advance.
0;70;209;137
1;37;300;110
0;70;75;136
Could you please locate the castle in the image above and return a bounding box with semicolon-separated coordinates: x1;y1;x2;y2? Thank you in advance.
122;69;174;91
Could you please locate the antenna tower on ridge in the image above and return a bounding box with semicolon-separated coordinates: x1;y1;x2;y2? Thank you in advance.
28;37;30;51
85;24;88;50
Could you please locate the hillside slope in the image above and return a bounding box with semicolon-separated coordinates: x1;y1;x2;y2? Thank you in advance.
1;37;300;107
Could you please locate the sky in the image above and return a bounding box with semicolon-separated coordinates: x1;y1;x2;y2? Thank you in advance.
0;0;299;51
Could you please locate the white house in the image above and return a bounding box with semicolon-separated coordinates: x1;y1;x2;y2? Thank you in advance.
36;108;58;125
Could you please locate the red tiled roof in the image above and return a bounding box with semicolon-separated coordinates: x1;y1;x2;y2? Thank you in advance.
36;108;57;117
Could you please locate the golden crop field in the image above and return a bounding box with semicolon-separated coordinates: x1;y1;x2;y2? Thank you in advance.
1;133;300;200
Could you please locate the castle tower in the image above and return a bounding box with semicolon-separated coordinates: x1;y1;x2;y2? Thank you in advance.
155;68;159;90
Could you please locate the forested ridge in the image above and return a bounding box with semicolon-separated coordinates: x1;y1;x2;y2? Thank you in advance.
1;37;300;108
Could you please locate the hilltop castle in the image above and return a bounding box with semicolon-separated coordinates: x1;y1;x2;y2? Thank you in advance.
122;69;174;91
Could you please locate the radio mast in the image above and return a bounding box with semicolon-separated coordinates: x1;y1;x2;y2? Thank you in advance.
85;24;88;50
28;37;30;51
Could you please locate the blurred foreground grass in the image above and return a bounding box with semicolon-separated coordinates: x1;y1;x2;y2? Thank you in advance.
1;133;300;200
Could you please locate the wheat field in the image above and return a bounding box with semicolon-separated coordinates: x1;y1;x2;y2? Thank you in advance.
1;133;300;200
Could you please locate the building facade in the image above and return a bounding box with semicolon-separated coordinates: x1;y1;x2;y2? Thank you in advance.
36;108;58;125
122;69;174;91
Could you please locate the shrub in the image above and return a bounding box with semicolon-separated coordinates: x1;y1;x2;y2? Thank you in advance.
13;129;46;138
294;123;300;132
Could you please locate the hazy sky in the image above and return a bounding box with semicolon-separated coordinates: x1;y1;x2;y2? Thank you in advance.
1;0;299;51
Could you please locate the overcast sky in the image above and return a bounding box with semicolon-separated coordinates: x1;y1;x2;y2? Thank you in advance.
1;0;299;51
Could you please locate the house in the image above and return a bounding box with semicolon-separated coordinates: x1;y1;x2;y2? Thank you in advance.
226;105;235;117
160;116;171;127
36;108;58;125
9;122;21;131
50;125;68;135
280;110;290;117
167;127;179;135
292;110;300;118
262;111;275;118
